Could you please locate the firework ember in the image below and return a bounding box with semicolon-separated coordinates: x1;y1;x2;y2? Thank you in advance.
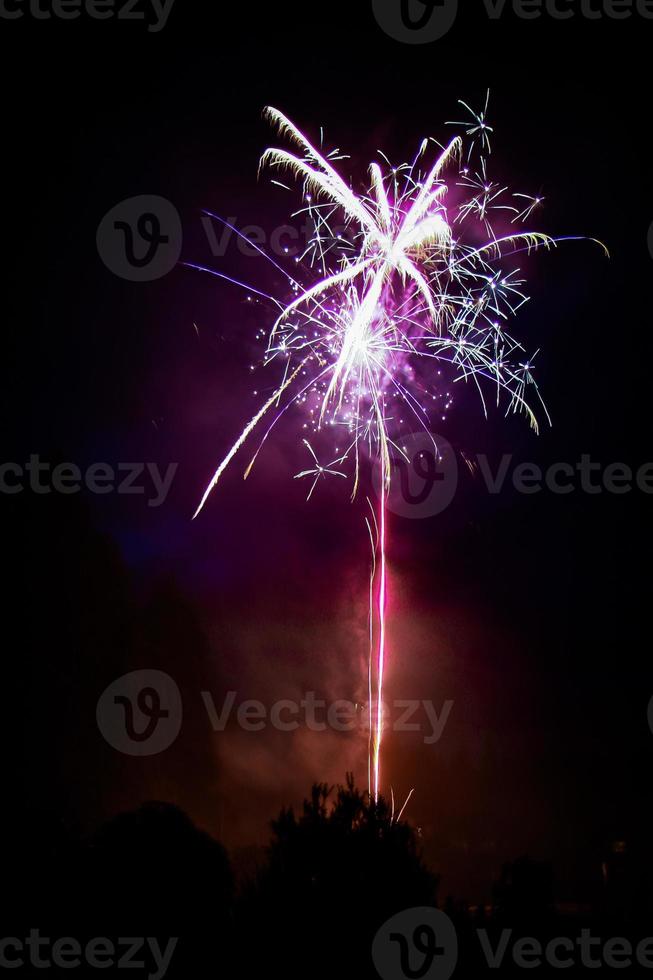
191;96;605;803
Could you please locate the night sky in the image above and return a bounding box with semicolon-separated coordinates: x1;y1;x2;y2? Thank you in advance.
4;0;653;904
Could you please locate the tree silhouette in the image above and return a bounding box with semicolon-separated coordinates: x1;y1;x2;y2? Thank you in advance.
239;775;438;978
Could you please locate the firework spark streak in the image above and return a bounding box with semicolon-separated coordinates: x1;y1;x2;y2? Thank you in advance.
191;97;606;803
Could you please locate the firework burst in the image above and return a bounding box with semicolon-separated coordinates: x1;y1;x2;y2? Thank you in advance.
190;96;606;803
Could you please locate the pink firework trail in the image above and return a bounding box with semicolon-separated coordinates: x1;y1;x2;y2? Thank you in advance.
191;96;606;803
376;480;388;802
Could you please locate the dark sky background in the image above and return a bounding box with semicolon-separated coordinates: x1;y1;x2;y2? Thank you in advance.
4;0;653;903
